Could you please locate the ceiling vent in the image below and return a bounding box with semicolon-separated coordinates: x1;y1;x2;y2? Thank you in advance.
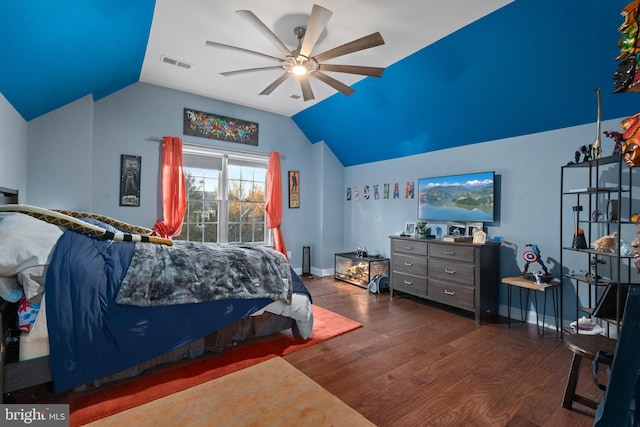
161;55;192;69
290;94;301;99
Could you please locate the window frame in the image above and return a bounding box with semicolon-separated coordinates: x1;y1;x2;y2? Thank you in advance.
181;143;270;244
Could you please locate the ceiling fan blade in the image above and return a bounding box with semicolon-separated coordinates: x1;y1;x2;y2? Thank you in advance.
299;75;314;101
310;71;355;96
221;66;285;77
299;4;333;58
236;10;292;57
317;64;384;78
205;41;284;63
313;32;385;63
260;72;291;96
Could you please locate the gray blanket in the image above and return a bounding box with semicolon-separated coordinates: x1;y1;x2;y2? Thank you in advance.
116;241;292;307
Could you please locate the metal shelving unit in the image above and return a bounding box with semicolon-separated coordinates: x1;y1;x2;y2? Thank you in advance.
560;154;638;337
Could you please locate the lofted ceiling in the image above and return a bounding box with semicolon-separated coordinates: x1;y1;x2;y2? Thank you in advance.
1;0;639;166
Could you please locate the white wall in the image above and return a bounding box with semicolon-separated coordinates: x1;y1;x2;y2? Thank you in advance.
0;93;28;199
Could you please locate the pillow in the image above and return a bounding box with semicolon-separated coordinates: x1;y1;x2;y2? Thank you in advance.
0;275;23;302
26;293;48;342
18;265;47;301
0;213;63;277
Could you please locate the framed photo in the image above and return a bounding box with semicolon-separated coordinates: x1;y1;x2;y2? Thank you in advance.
289;171;300;208
467;222;484;236
119;154;141;207
447;222;466;237
404;222;416;236
473;230;487;245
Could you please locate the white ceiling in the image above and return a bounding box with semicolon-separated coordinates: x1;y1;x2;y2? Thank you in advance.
140;0;513;117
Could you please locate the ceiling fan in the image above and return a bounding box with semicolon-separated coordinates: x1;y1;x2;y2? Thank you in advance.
205;4;385;101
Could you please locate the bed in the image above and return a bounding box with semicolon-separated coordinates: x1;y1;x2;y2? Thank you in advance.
0;191;313;400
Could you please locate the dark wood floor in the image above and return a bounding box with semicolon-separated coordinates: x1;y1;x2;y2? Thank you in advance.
4;275;602;426
284;275;600;427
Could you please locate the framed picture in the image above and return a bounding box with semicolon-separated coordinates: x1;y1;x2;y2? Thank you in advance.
289;171;300;208
404;222;416;236
183;108;259;146
467;222;484;236
120;154;141;207
473;230;487;245
447;222;466;237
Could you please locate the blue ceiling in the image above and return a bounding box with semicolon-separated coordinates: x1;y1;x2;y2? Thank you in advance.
1;0;639;167
0;0;154;122
294;0;640;166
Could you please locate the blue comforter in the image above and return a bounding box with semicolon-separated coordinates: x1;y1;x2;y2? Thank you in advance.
45;229;306;393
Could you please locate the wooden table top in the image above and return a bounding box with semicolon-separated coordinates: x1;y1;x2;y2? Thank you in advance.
502;275;561;292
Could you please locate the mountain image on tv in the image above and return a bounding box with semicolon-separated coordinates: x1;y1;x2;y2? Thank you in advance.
418;172;494;221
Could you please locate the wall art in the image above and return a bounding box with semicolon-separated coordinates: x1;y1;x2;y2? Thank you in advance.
289;171;300;208
120;154;141;207
183;108;258;146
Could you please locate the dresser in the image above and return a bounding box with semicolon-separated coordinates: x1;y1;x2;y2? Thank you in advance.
389;236;500;324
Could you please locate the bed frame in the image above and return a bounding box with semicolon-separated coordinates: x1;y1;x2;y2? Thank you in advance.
0;188;296;402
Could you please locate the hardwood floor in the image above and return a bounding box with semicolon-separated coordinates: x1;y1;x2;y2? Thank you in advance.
284;275;600;427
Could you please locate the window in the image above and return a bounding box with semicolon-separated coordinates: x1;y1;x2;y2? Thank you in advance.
175;144;268;244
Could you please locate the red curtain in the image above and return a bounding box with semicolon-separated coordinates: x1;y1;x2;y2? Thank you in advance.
153;136;186;238
266;152;288;260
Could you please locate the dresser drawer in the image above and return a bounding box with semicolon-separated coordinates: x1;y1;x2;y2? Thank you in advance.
392;239;428;256
428;258;475;286
392;253;427;277
392;272;427;297
429;243;475;263
428;279;475;311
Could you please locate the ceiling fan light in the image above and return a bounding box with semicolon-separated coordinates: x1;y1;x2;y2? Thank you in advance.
292;64;308;75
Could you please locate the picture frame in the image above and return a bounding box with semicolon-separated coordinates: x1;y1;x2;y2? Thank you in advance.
183;108;259;146
447;222;466;237
288;171;300;208
119;154;141;207
404;222;416;236
473;230;487;245
467;222;484;237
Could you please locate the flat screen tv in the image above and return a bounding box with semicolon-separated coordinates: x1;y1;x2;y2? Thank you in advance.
418;171;495;222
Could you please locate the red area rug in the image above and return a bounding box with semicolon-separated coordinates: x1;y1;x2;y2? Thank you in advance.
70;305;361;426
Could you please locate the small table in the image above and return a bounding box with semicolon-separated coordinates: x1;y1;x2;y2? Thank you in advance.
502;276;561;338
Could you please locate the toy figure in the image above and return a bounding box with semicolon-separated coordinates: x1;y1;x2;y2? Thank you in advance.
621;113;640;167
522;244;550;275
604;130;624;155
590;87;602;160
569;145;592;165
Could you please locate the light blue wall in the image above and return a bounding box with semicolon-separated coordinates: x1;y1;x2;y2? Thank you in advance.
28;95;94;210
309;141;345;275
20;82;331;271
0;93;28;199
343;118;628;328
1;84;635;329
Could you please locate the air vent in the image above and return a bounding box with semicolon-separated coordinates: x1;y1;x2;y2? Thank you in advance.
161;55;192;69
290;94;301;99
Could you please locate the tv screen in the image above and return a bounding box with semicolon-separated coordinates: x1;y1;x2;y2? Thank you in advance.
418;171;495;222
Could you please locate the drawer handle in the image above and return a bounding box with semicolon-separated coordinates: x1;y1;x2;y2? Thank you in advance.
404;262;414;266
444;269;456;274
444;250;456;255
444;290;456;296
403;280;414;286
404;246;413;250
